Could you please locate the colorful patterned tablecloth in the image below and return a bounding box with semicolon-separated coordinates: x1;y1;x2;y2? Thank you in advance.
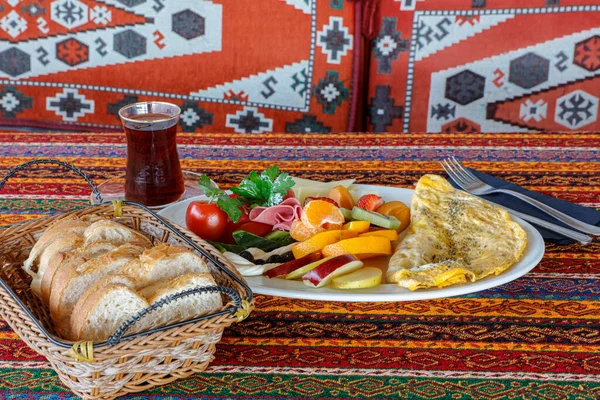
0;132;599;399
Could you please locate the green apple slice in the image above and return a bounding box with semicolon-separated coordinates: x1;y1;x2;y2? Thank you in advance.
330;267;382;289
351;207;400;230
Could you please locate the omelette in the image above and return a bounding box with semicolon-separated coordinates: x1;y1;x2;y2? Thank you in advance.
387;174;527;291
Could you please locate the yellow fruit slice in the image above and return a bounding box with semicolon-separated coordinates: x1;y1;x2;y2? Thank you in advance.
343;220;370;233
322;236;392;258
323;222;343;230
330;267;382;289
359;229;399;241
292;230;358;259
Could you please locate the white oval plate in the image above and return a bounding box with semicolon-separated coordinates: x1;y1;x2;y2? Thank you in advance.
158;184;545;302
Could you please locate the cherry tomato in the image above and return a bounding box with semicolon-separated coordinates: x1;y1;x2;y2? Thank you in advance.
220;207;251;244
185;201;228;242
284;189;295;200
237;221;273;237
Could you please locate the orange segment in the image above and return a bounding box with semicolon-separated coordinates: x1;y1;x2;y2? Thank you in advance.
290;220;326;242
328;185;355;210
343;220;371;233
376;201;411;232
322;236;392;259
359;229;399;241
301;200;345;229
292;230;358;259
323;222;343;230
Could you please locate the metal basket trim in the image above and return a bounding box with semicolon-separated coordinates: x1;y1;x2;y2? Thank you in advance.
0;159;253;348
0;202;253;349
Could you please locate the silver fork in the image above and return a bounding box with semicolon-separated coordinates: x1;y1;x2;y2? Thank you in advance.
441;157;600;236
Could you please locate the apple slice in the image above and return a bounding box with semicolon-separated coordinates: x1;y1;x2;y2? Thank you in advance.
285;256;334;280
264;252;323;279
330;267;382;289
302;254;363;288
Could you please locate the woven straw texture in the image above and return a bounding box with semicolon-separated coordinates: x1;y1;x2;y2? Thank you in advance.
0;198;252;399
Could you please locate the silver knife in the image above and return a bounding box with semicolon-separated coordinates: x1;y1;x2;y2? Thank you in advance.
490;201;592;245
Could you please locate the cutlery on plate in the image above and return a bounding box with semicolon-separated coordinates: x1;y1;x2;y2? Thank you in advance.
440;160;593;245
441;157;600;235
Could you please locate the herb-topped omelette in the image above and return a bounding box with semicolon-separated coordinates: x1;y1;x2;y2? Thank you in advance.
387;174;528;291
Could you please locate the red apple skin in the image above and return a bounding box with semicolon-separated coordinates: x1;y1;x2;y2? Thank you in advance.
302;254;358;287
264;252;323;278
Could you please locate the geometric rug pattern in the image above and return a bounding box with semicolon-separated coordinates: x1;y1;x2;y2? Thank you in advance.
0;0;359;133
366;0;600;132
0;131;599;398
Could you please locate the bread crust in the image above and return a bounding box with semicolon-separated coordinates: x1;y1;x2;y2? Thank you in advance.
70;283;148;341
143;273;217;303
41;241;121;305
69;275;137;341
136;273;223;331
25;215;223;342
49;259;79;338
31;232;83;298
83;220;152;248
40;251;67;305
50;244;145;337
121;244;209;289
23;217;89;277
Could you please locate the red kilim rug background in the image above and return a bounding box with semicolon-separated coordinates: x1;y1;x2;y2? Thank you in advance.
366;0;600;133
0;0;360;133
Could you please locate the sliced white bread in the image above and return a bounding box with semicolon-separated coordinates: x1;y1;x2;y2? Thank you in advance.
119;243;209;289
22;216;90;278
68;274;137;340
40;241;120;305
49;242;144;317
83;219;152;248
50;244;147;337
31;231;83;298
137;273;223;331
70;280;148;342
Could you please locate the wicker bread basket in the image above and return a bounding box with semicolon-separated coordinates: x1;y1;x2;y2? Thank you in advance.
0;160;254;399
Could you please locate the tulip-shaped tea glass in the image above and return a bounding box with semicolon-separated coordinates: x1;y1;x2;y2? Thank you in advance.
118;102;185;208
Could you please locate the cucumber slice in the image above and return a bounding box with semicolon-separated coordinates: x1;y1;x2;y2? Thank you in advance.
233;230;295;252
233;231;273;250
207;241;246;254
351;207;400;230
340;207;354;221
267;231;295;249
265;230;290;241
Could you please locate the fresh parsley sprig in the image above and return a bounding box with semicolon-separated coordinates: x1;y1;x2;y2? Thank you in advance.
197;166;295;223
197;175;243;222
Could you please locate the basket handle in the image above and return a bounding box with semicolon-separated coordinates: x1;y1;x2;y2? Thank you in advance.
0;158;103;204
106;285;246;347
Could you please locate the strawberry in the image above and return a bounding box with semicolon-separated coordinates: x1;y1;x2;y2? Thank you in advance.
304;197;339;207
356;194;384;211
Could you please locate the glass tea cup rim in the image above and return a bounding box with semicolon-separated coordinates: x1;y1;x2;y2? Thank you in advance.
118;101;181;125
